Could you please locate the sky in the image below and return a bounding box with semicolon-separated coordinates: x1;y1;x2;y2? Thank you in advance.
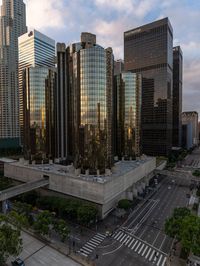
1;0;200;116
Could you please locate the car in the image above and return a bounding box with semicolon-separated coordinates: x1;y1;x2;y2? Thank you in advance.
11;258;25;266
168;186;171;190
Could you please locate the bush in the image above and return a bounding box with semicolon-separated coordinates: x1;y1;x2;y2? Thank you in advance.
118;199;131;210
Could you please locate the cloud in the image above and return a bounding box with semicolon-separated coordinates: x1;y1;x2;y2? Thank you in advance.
25;0;66;30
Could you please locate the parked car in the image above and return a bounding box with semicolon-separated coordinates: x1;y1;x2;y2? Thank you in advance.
11;258;25;266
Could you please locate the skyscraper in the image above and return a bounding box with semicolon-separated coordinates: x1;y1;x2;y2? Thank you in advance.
18;30;55;144
0;0;27;149
172;46;183;147
182;111;199;147
124;18;173;156
115;72;142;158
56;33;114;172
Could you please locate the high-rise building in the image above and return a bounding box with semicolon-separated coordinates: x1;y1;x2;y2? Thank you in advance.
23;67;56;159
182;111;199;147
115;72;142;158
124;18;173;156
18;30;55;144
114;59;124;76
56;33;114;171
0;0;27;149
173;46;183;147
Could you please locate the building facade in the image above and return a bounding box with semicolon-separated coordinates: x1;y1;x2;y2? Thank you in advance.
0;0;27;148
115;72;142;158
182;111;199;147
114;59;124;76
173;46;183;147
23;67;56;159
18;30;55;144
56;33;114;172
124;18;173;156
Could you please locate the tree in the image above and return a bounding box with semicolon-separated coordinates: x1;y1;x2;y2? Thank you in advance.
180;215;200;255
53;219;70;242
8;211;29;229
193;170;200;177
34;210;53;237
118;199;131;210
165;207;191;240
77;205;98;226
0;214;22;266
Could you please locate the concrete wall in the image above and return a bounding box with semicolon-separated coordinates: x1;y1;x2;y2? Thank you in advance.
4;157;156;218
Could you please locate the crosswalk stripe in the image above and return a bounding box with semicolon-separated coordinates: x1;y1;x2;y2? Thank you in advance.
124;237;132;245
95;235;105;241
97;233;105;238
149;250;155;261
161;257;167;266
89;239;100;245
138;243;144;254
135;242;142;252
85;243;95;249
145;247;152;259
82;246;93;252
119;234;127;242
128;238;135;247
141;245;148;256
116;232;124;241
131;240;138;250
114;231;121;239
80;249;90;254
157;254;163;266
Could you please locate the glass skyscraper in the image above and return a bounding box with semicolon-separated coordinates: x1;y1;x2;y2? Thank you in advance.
173;46;183;147
0;0;27;149
23;67;56;158
18;30;55;144
124;18;173;156
115;72;142;158
56;33;114;172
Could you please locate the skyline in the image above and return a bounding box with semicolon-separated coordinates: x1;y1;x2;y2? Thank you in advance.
0;0;199;116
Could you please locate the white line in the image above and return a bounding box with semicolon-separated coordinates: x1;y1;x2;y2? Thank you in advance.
80;249;90;254
94;235;104;241
82;246;92;252
149;250;155;261
85;243;96;248
138;243;144;254
131;240;138;250
134;242;142;252
119;234;127;242
102;243;123;256
116;232;124;241
89;239;100;245
157;254;163;266
114;231;121;239
128;238;135;247
141;245;148;256
124;237;132;246
161;257;167;266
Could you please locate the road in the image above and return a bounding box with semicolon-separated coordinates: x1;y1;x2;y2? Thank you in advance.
94;174;190;266
7;230;81;266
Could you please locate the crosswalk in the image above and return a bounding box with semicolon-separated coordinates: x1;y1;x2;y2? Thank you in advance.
113;230;167;266
78;233;106;257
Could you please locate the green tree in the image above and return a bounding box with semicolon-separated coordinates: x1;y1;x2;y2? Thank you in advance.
180;215;200;255
118;199;132;210
53;219;70;242
8;211;29;229
165;207;191;240
0;214;23;266
34;210;53;237
77;205;98;226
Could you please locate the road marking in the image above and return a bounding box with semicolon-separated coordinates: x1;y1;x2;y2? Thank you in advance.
131;240;138;250
138;243;144;254
116;232;124;241
102;243;123;256
82;246;93;252
157;254;163;266
119;234;127;242
134;242;142;252
149;250;155;261
141;245;148;256
128;238;135;247
161;257;167;266
124;237;131;245
85;242;96;248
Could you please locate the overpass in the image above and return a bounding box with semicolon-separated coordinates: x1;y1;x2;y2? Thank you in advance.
155;169;200;182
0;179;49;213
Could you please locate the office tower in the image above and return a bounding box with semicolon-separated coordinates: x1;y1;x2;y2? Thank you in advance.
114;59;124;75
173;46;183;147
23;67;56;158
115;72;142;158
56;33;114;171
18;30;55;144
182;111;199;147
0;0;27;149
124;18;173;156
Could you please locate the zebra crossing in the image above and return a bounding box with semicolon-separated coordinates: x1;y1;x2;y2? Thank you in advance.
113;230;167;266
78;233;106;257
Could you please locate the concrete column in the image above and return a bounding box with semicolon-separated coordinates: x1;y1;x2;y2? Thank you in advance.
141;181;146;190
137;182;143;194
1;200;7;214
132;184;138;197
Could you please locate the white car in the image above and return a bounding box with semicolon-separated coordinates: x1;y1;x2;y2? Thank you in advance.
168;186;171;189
